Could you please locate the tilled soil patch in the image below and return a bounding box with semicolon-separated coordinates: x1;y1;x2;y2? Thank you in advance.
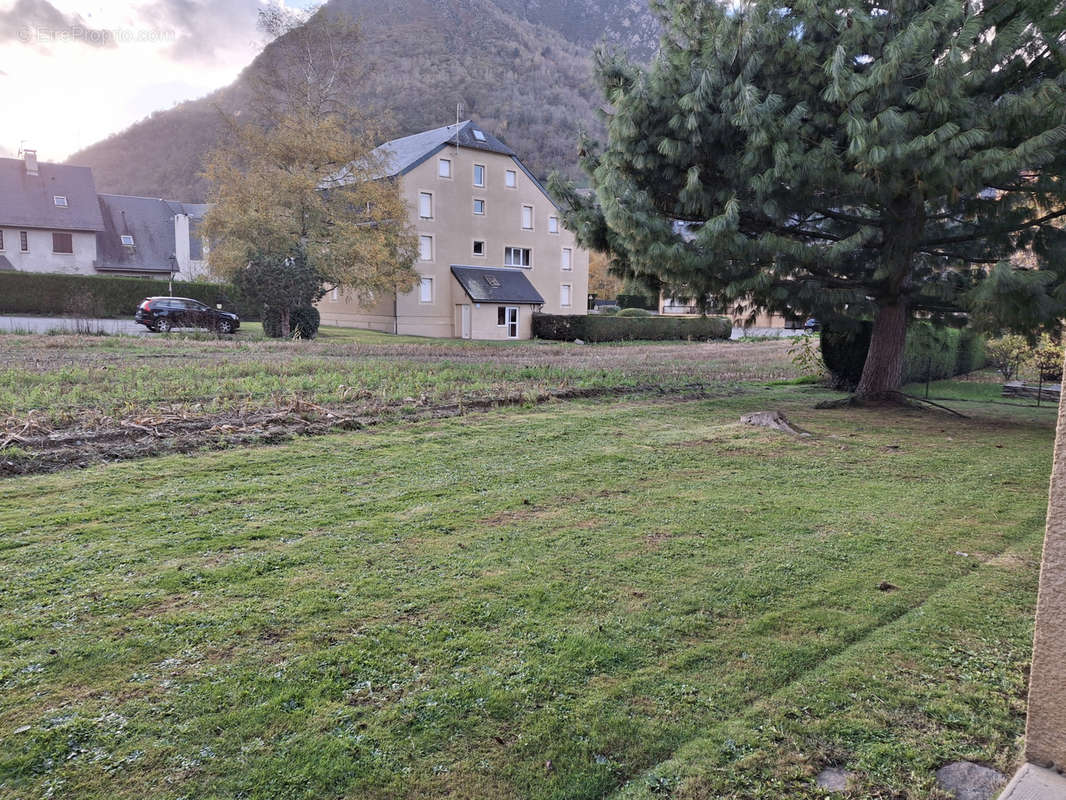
0;383;726;477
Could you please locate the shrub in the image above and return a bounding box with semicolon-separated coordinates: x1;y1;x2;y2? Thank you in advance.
597;305;621;315
290;306;321;339
616;307;653;317
1033;336;1063;382
262;306;322;339
533;313;730;342
0;271;255;319
789;334;827;378
954;328;987;376
986;334;1032;381
616;294;658;310
821;320;987;389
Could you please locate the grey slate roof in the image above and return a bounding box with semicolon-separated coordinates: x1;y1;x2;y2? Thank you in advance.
0;157;105;231
451;266;545;304
95;194;205;273
370;121;516;178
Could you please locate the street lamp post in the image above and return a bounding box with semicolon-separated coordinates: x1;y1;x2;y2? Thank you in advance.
167;254;178;296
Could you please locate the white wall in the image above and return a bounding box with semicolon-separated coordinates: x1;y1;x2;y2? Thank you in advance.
0;227;97;274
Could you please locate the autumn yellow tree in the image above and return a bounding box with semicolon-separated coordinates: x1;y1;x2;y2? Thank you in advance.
201;7;417;337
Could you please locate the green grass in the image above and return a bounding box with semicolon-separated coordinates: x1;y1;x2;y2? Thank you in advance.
0;335;802;430
0;385;1054;799
904;370;1056;407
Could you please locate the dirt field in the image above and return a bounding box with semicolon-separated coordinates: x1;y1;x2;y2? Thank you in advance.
0;333;803;475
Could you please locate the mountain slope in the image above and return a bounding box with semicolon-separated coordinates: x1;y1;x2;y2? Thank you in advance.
68;0;657;201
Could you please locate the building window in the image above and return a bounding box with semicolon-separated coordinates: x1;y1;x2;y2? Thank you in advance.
419;276;433;303
19;231;28;252
120;234;135;247
0;231;4;250
561;248;572;271
438;158;452;178
505;169;517;188
473;198;485;215
52;232;74;254
419;235;433;261
521;205;533;230
419;192;433;219
504;247;531;268
473;240;486;257
548;216;559;234
473;164;485;187
53;195;68;208
561;284;572;307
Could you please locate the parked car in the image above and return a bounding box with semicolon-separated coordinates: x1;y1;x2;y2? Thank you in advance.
135;297;240;334
803;317;820;333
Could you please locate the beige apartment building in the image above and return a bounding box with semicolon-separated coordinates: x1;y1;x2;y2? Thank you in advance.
317;121;589;339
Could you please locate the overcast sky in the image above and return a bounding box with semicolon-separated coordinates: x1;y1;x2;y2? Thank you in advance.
0;0;314;161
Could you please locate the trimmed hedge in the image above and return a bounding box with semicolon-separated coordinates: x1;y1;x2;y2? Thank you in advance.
0;271;255;319
821;320;987;389
533;313;732;342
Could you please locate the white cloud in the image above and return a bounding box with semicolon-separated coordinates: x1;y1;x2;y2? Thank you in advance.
0;0;312;161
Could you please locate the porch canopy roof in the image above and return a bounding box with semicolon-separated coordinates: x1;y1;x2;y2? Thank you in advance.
451;266;545;305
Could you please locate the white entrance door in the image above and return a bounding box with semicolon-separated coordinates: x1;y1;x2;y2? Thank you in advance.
460;304;472;339
505;306;519;338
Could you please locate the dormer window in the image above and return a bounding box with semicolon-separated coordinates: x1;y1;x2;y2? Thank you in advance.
120;234;135;247
53;195;68;207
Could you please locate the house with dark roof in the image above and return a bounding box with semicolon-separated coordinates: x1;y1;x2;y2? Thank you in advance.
96;195;209;279
0;151;105;274
317;121;589;339
0;150;208;280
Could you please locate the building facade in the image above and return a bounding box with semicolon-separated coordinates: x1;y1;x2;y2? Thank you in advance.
0;150;207;281
316;121;589;340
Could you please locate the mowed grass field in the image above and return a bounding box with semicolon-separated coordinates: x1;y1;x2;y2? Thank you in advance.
0;332;1058;799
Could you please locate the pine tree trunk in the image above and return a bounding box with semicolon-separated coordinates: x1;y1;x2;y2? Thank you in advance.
280;308;291;339
854;302;908;400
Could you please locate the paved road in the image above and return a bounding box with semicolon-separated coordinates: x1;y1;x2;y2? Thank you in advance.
730;326;805;340
0;315;149;335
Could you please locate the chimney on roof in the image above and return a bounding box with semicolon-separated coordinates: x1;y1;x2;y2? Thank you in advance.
24;149;38;176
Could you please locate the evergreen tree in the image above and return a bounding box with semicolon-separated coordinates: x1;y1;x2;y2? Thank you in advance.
552;0;1066;399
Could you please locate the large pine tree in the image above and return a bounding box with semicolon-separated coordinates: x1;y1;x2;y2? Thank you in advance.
552;0;1066;399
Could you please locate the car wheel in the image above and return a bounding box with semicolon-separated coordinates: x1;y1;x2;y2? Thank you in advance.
217;319;234;334
157;318;173;333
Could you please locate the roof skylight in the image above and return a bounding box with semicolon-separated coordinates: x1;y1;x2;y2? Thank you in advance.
472;129;486;142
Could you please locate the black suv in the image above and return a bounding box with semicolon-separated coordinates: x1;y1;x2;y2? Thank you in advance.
135;297;240;334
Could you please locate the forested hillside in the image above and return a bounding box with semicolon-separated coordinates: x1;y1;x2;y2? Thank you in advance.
68;0;658;201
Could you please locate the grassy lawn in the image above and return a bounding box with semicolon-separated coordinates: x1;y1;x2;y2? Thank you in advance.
0;333;799;432
0;381;1054;799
